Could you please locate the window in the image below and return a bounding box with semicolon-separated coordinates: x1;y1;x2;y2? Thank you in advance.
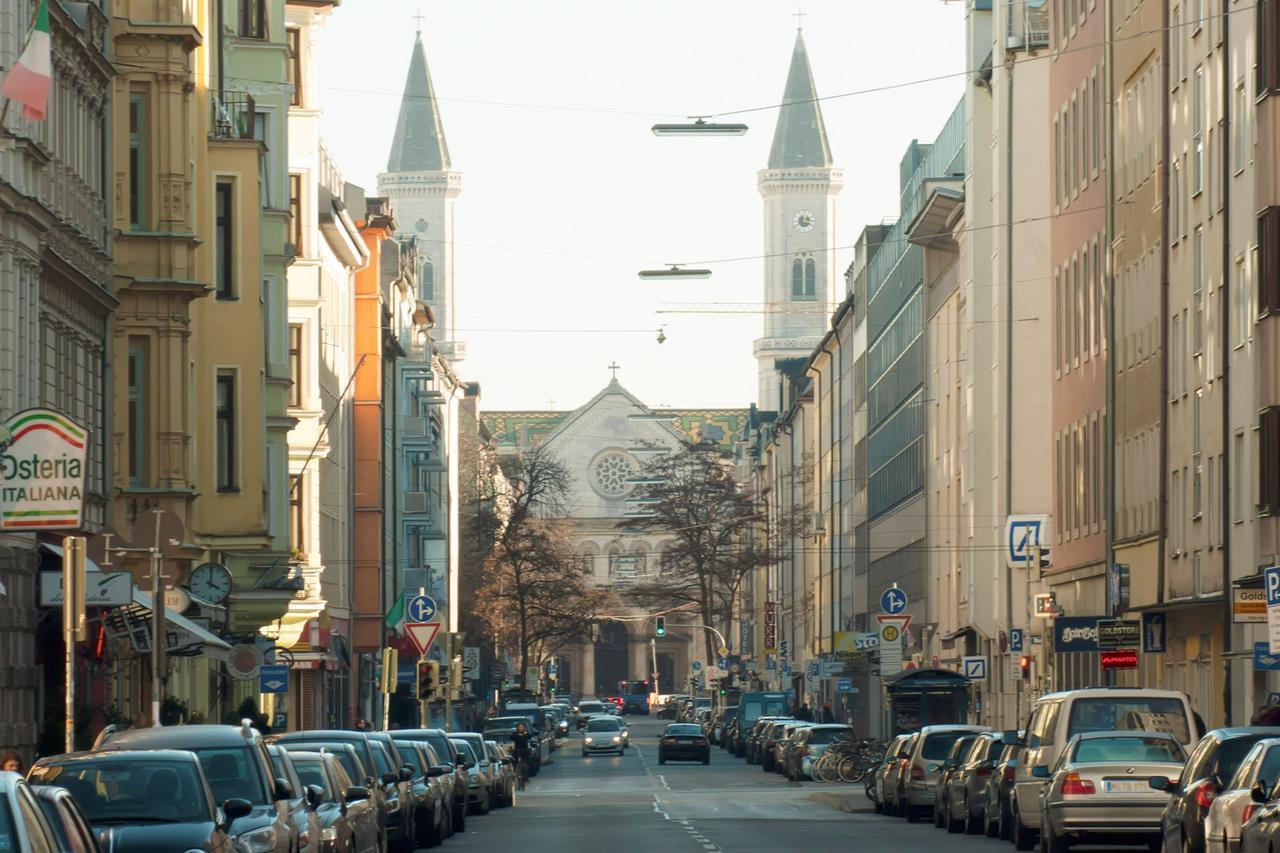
1172;8;1183;84
1263;0;1280;95
1193;226;1204;354
419;256;434;301
792;256;816;300
1082;246;1091;359
1234;431;1245;521
1193;550;1204;594
1171;312;1183;399
1234;81;1248;172
1054;269;1063;369
1260;207;1280;315
215;181;234;298
128;93;146;228
1082;85;1091;176
1171;468;1182;553
288;173;302;253
1091;72;1101;170
1172;165;1182;244
1193;392;1203;517
1053;115;1061;204
289;474;304;553
127;341;147;485
1234;256;1249;345
1193;67;1205;194
1192;0;1204;32
288;324;303;407
239;0;266;38
286;28;301;106
1092;236;1102;353
216;371;237;490
1263;408;1280;515
1065;105;1074;194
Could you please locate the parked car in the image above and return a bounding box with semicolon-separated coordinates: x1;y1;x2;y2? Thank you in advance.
385;729;469;832
450;738;492;815
483;740;516;807
659;723;711;765
29;781;100;853
0;771;65;851
264;742;324;853
761;720;797;773
483;716;549;773
785;723;855;781
730;692;792;756
582;716;627;756
94;722;298;853
1009;688;1201;850
1238;769;1280;853
896;724;990;823
712;706;738;746
932;733;979;830
746;717;786;765
29;749;249;853
775;722;816;777
981;733;1023;839
1033;730;1186;852
286;750;382;853
941;731;1004;834
392;740;451;847
1204;737;1280;853
1155;728;1280;853
875;734;914;815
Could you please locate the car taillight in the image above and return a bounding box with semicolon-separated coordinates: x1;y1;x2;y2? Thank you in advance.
661;738;675;745
1004;766;1016;783
910;764;925;781
1061;772;1095;795
976;766;993;778
1193;780;1219;809
1242;803;1258;824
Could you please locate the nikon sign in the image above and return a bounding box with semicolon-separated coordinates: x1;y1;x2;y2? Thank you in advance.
0;409;89;530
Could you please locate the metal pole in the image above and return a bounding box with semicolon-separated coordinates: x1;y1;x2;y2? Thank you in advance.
443;632;452;732
63;536;86;753
650;638;659;696
149;509;166;727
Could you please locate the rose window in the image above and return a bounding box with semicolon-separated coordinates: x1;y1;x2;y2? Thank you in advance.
592;451;636;498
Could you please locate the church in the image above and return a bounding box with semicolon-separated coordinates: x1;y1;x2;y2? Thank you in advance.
479;27;841;700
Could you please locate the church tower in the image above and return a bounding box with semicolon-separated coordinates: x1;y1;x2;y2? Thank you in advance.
377;30;464;360
754;29;843;412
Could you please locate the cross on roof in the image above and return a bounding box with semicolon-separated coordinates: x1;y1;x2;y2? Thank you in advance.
608;361;621;381
793;6;806;29
412;11;425;35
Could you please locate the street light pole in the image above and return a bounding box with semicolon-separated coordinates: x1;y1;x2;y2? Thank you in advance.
62;536;86;753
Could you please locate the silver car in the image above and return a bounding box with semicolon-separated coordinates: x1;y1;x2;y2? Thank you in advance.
1034;730;1185;852
582;716;627;756
1208;737;1280;853
900;724;991;822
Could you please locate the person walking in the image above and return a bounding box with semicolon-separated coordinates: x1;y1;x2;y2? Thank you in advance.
795;703;813;722
819;703;835;723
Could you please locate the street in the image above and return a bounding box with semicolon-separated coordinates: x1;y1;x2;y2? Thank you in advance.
456;719;1154;853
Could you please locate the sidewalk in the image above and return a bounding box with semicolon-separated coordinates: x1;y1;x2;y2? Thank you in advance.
808;785;874;814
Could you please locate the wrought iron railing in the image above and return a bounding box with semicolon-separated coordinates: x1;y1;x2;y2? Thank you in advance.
210;91;256;139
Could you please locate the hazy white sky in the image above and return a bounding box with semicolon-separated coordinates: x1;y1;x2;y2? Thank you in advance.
316;1;966;411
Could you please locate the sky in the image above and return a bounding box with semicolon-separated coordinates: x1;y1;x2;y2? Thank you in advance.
315;1;967;411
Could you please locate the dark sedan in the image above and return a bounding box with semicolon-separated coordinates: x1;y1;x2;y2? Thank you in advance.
659;724;711;765
943;731;1004;835
29;749;249;853
286;751;381;853
394;739;451;845
383;729;469;833
30;782;100;852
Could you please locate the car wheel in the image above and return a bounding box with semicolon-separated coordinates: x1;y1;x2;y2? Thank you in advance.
999;800;1012;841
1011;804;1036;851
934;797;947;829
659;757;666;765
454;800;466;833
947;798;963;833
702;756;710;766
966;801;983;835
1040;817;1069;853
984;808;999;838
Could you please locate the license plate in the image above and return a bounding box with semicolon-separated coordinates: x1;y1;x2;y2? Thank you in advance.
1103;780;1148;793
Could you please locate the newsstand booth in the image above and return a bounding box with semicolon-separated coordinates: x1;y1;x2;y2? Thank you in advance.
884;668;972;735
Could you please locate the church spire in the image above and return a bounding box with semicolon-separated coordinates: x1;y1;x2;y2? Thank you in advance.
767;30;832;170
386;33;452;173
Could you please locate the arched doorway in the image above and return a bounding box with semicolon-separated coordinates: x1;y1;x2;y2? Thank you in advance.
594;621;629;699
656;652;675;695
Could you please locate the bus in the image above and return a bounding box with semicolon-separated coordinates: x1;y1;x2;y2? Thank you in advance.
618;680;651;715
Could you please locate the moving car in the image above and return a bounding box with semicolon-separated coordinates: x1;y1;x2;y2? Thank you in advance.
659;724;711;765
29;749;249;853
941;730;1004;835
94;721;298;853
582;716;627;756
897;724;990;822
1035;730;1186;852
286;750;382;853
1157;727;1280;853
576;700;607;728
29;780;99;852
1009;688;1200;850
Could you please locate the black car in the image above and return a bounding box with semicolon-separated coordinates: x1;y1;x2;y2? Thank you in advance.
1158;727;1280;853
392;740;450;847
264;743;323;853
659;723;711;765
287;750;381;853
391;728;470;832
31;783;101;852
364;732;419;849
29;749;249;853
93;722;296;853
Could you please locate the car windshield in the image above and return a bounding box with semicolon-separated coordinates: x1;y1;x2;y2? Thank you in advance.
1067;698;1192;743
0;796;16;850
190;747;267;805
451;741;477;764
666;725;703;736
484;718;526;732
419;734;454;766
395;744;423;775
587;718;621;732
34;758;210;823
922;732;973;761
1072;736;1185;763
290;757;336;803
368;742;394;776
284;743;365;783
808;728;853;745
579;703;603;713
694;699;711;707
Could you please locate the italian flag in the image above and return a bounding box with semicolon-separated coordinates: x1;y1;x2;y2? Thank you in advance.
2;0;51;121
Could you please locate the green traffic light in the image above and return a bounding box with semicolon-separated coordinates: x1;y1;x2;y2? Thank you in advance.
655;615;666;637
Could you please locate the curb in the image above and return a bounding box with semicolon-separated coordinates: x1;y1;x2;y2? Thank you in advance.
809;790;875;814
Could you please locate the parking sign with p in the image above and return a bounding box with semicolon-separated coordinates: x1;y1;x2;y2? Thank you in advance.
1266;566;1280;654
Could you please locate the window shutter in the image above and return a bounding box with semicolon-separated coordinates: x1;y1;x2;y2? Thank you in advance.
1262;0;1280;95
1262;407;1280;516
1259;207;1280;315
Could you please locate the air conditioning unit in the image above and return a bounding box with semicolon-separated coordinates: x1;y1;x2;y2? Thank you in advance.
404;491;430;514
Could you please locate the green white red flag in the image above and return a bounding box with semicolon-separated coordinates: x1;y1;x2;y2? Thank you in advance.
2;0;52;121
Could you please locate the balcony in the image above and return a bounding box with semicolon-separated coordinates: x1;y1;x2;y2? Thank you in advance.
210;91;257;139
1007;0;1050;51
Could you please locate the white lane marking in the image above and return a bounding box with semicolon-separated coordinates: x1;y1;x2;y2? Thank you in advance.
652;794;670;820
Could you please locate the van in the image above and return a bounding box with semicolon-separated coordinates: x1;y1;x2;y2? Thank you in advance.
1006;688;1200;850
730;692;790;756
895;724;991;822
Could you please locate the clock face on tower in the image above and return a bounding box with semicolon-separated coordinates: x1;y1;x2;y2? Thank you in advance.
793;210;815;232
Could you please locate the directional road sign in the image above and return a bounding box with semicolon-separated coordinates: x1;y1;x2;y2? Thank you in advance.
260;664;289;694
404;622;442;656
962;656;988;681
880;587;908;615
407;594;437;623
691;660;702;671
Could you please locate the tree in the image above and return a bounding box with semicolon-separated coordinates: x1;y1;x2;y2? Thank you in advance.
624;441;775;667
473;446;615;685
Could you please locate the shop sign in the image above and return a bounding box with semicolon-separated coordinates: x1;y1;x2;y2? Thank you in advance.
1099;649;1139;670
1053;616;1100;652
0;408;89;531
1234;587;1267;623
1096;619;1141;650
763;602;777;654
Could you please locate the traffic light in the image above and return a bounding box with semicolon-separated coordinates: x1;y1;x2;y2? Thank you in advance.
417;660;439;701
655;616;666;637
1019;655;1032;680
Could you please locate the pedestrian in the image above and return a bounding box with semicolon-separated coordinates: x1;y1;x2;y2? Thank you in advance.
819;702;835;723
1253;701;1280;726
354;718;371;732
795;703;813;722
1;751;22;773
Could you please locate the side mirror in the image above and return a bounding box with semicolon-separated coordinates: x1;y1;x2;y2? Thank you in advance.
344;785;370;803
427;766;446;778
456;753;468;765
272;777;295;801
221;797;253;827
1031;765;1050;779
1148;776;1177;793
380;772;400;786
399;765;414;782
1252;780;1269;804
304;784;323;810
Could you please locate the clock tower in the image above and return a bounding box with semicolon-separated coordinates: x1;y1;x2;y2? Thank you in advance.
754;29;843;412
378;30;464;360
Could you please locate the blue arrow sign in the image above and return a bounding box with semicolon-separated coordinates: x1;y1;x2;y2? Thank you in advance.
880;587;908;615
260;664;289;694
407;594;437;623
691;660;702;671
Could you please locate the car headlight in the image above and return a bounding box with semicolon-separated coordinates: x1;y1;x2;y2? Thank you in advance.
585;737;593;744
612;736;621;743
236;825;280;853
321;826;337;843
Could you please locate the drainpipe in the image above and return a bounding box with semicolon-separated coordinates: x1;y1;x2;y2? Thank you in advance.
1003;23;1016;721
1156;0;1171;620
1219;0;1234;726
1104;0;1118;661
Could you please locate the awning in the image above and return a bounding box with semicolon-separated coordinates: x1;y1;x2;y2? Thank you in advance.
1129;594;1224;613
103;589;233;662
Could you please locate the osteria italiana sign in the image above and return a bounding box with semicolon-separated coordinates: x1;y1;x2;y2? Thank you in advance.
0;408;89;530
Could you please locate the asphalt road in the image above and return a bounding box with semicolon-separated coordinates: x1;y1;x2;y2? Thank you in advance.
454;718;1154;852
